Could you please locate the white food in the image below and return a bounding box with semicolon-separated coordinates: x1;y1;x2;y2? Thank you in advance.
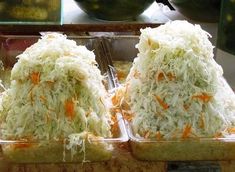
0;33;112;142
126;20;235;139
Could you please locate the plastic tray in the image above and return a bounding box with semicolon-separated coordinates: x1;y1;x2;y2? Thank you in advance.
0;114;128;163
0;35;129;163
100;35;235;161
123;75;235;161
126;119;235;161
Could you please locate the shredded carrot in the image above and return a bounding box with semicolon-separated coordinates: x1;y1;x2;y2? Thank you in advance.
111;115;118;124
227;127;235;134
111;115;119;135
121;101;130;111
156;131;162;140
156;72;176;82
30;72;40;85
154;95;169;110
112;88;126;108
111;107;121;114
156;72;164;81
144;131;150;139
116;71;126;81
64;99;75;120
183;104;190;111
122;111;133;122
192;92;212;103
214;132;222;139
182;124;192;138
40;95;47;103
199;113;205;129
112;93;120;106
167;73;176;81
13;143;32;149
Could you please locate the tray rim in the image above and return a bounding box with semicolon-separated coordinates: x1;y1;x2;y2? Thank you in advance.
126;121;235;143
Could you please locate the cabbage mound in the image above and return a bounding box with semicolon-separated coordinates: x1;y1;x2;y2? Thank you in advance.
125;20;235;139
0;33;112;141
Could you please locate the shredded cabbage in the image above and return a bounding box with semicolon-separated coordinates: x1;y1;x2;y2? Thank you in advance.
0;33;112;144
125;20;235;139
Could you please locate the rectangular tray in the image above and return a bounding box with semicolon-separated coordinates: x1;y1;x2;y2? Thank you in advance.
99;35;235;162
0;35;128;163
127;115;235;162
0;114;128;163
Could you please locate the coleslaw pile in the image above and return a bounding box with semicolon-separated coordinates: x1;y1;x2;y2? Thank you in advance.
0;33;112;143
125;20;235;139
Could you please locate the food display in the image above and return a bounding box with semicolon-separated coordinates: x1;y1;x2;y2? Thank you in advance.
113;20;235;160
0;33;127;163
0;0;61;24
0;21;235;167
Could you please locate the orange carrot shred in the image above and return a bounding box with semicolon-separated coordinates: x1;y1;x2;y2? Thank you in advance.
30;72;40;85
14;143;32;149
192;93;212;103
122;111;133;122
64;99;75;120
156;72;176;82
167;73;176;81
227;127;235;134
214;132;222;139
111;94;119;106
183;104;190;111
40;95;47;103
144;131;150;139
157;72;164;81
116;71;126;81
111;115;119;135
156;131;162;140
182;124;192;139
155;95;169;110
